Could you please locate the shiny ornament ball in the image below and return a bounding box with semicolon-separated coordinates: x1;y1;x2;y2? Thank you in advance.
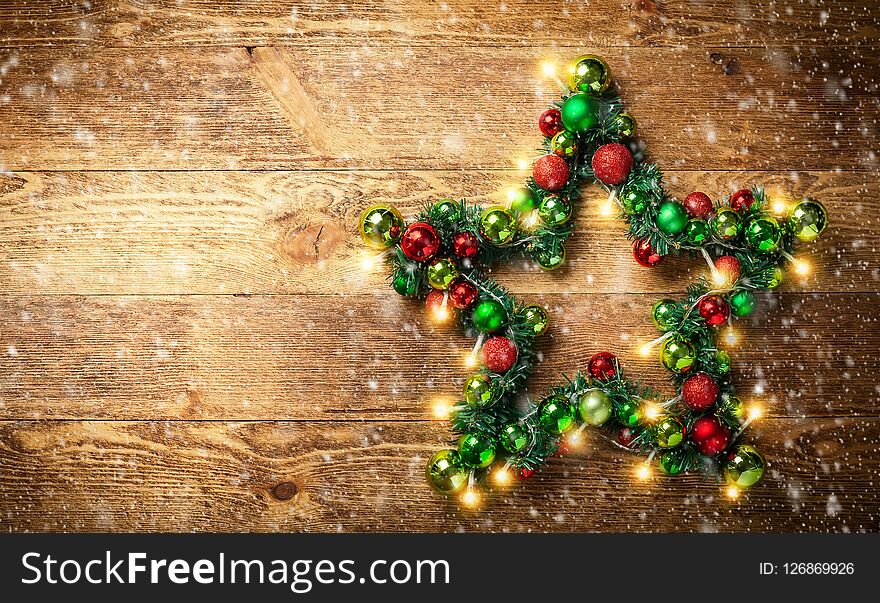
550;130;578;158
463;373;496;408
685;218;711;245
359;204;403;249
517;467;535;480
568;54;611;94
481;336;518;373
433;198;460;221
656;200;688;235
426;449;468;494
715;255;742;284
744;216;782;252
621;189;650;215
660;337;696;374
659;449;688;475
561;93;599;133
714;350;732;376
730;189;754;212
617;426;638;448
538;195;572;226
392;272;419;297
652;298;678;331
578;388;613;426
613;112;637;138
655;416;685;449
616;399;641;427
452;231;480;260
720;393;745;419
724;444;765;488
500;422;530;454
508;187;538;214
479;206;517;246
681;372;720;411
538;108;564;137
786;198;828;243
683;191;714;219
538;395;576;434
520;305;550;336
426;257;458;290
457;432;496;468
588;351;618;381
401;222;440;262
533;154;570;191
711;208;742;241
448;279;478;310
691;415;731;456
471;299;507;333
425;289;448;317
633;238;663;267
592;143;633;186
729;289;757;317
698;295;730;327
535;243;566;271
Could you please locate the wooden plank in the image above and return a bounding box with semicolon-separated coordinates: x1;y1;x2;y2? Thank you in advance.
0;46;876;171
0;1;876;48
1;293;875;420
0;170;871;295
0;418;876;532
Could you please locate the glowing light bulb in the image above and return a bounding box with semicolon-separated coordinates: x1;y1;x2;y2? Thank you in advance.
431;307;450;324
359;251;378;272
771;198;789;215
517;158;530;171
566;430;583;448
643;402;662;422
747;404;763;421
432;398;453;420
639;342;654;357
712;271;730;287
793;258;811;277
521;210;540;231
599;200;615;216
726;485;741;500
461;488;481;508
636;463;651;481
724;328;739;346
492;468;512;487
540;60;557;78
464;353;479;368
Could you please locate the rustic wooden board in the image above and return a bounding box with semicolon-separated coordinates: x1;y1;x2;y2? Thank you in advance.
0;46;876;171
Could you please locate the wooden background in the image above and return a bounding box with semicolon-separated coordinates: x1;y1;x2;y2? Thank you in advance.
1;1;878;532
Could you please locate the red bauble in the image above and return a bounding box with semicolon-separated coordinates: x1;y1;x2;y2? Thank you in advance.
683;191;713;218
715;255;741;283
481;336;518;373
633;238;663;267
425;289;447;316
691;415;731;456
448;279;478;309
588;351;617;381
533;154;570;191
698;295;730;327
452;231;479;259
681;373;720;411
592;143;633;186
538;108;564;137
517;467;534;480
617;426;638;448
730;189;754;212
400;222;440;262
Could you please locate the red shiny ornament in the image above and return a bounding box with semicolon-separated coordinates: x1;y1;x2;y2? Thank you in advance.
448;279;478;309
715;255;741;283
400;221;440;262
698;295;730;327
681;372;720;411
452;231;479;259
532;154;570;191
691;415;731;456
588;351;617;381
517;467;534;480
730;189;754;212
633;238;663;267
617;426;638;448
425;289;447;315
591;143;633;186
683;191;714;218
481;336;518;373
538;108;564;137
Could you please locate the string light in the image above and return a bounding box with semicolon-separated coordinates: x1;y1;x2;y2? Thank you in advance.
566;424;588;448
461;488;481;508
700;248;727;286
431;398;453;420
540;60;558;78
726;485;741;500
643;402;662;422
639;332;673;357
723;327;739;346
466;332;486;368
771;197;789;216
516;158;530;171
746;403;763;421
492;464;513;487
359;251;380;272
429;292;452;324
520;210;540;231
793;258;812;277
635;463;651;481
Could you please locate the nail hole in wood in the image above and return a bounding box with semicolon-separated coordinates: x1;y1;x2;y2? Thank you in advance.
272;481;298;501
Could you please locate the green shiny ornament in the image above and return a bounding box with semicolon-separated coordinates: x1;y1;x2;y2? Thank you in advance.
535;243;566;271
550;130;578;158
651;298;678;332
729;289;757;317
426;257;458;290
621;189;650;215
655;417;685;448
480;206;517;246
660;337;697;374
616;399;641;427
685;219;711;245
538;395;576;434
567;54;611;95
500;422;530;454
471;299;507;333
433;198;460;221
613;112;637;138
711;208;742;241
560;93;599;133
766;266;784;290
538;195;572;227
656;201;688;235
509;187;537;214
577;388;613;426
392;271;419;297
426;449;468;494
520;305;550;336
786;198;828;243
744;216;782;252
714;350;732;376
457;433;496;468
720;393;745;419
463;373;496;408
724;444;765;489
359;203;403;249
659;449;688;476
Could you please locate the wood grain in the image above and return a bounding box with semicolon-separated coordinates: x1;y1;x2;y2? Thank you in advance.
1;46;876;171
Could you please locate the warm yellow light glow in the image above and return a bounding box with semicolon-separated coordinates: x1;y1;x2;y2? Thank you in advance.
520;210;540;231
712;271;730;287
599;200;615;217
643;402;662;422
461;488;481;508
747;404;763;421
566;429;585;449
492;467;512;487
464;353;479;368
724;328;739;346
360;251;379;272
771;198;790;216
726;485;741;500
793;258;812;277
517;158;530;171
541;60;558;78
636;463;651;481
639;341;654;357
432;398;453;420
430;306;451;324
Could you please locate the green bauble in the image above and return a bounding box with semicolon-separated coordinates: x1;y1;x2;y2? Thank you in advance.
616;399;641;427
655;417;685;448
621;189;649;215
744;216;782;252
685;219;710;245
535;243;566;271
613;112;637;138
577;388;613;426
656;201;688;235
729;289;757;317
480;206;517;246
786;198;828;243
538;395;576;434
359;203;403;249
500;422;530;454
392;271;419;297
538;195;572;226
550;130;578;158
724;444;766;489
433;198;460;221
652;298;678;332
426;449;468;494
457;433;496;468
711;208;742;241
720;393;745;419
471;299;507;333
463;373;495;408
426;258;458;290
560;93;599;133
520;305;550;336
714;350;732;376
567;54;611;94
660;337;697;374
509;187;537;214
766;266;784;290
659;449;688;476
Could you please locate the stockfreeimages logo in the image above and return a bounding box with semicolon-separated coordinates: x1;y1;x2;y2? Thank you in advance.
21;552;450;593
